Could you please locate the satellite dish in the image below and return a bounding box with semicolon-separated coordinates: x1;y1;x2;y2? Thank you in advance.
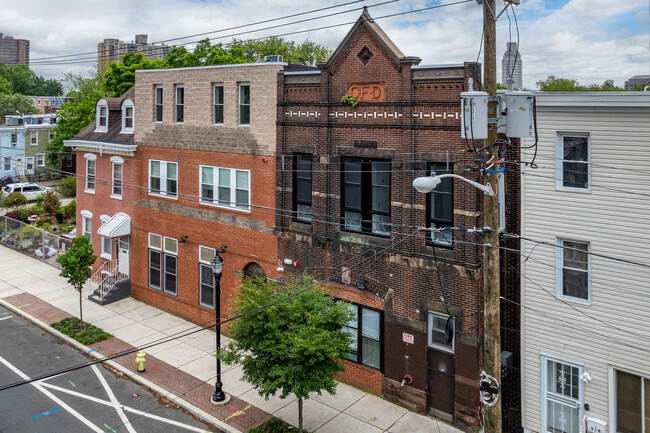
445;316;455;343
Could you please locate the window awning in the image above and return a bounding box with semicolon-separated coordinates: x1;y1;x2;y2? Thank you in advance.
97;212;130;238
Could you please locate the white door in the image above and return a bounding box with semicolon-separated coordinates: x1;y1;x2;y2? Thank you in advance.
26;157;34;175
15;155;24;176
543;357;582;433
118;237;129;276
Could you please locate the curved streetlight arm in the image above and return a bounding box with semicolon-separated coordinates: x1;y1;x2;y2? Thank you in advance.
413;174;495;196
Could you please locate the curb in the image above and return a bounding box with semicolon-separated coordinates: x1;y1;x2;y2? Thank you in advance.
0;298;242;433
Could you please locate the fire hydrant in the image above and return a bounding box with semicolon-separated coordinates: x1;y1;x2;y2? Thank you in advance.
135;350;146;372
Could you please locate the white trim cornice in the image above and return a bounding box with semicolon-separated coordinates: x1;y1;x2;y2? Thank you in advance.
64;139;137;156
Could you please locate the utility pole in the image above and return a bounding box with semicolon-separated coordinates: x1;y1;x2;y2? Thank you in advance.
483;0;502;431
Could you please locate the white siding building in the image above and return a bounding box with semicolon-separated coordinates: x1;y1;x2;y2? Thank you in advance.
520;92;650;433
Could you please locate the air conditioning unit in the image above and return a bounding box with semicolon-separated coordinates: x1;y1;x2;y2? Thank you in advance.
264;55;283;63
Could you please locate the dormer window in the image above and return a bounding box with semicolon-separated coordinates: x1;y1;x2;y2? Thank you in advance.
96;100;108;132
121;98;134;134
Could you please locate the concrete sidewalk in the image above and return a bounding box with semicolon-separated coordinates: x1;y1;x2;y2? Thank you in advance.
0;245;460;433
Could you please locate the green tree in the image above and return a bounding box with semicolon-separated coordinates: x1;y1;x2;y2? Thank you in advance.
5;64;35;94
103;53;168;96
42;189;61;216
3;191;27;210
631;82;650;91
219;275;353;433
0;75;12;94
0;93;39;124
62;68;103;101
56;175;77;197
231;37;331;65
57;235;96;324
536;75;581;91
47;91;103;164
165;40;248;68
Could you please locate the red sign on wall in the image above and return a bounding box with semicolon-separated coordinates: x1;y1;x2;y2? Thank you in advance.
402;333;414;344
347;83;385;102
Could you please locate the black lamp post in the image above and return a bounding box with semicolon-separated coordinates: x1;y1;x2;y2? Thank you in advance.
211;247;229;405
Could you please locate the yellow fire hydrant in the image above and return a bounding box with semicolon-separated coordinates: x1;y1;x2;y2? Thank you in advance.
135;350;146;372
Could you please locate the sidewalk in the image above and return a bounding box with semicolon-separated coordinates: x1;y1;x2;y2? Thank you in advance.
0;245;460;433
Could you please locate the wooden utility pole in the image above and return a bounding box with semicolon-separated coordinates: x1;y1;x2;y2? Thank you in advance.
483;0;502;432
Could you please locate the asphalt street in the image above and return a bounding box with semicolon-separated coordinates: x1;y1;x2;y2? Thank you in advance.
0;305;217;433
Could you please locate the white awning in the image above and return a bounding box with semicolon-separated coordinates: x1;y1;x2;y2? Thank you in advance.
97;212;130;238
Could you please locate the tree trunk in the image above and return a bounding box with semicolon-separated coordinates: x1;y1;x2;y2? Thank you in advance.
79;288;83;324
298;397;303;432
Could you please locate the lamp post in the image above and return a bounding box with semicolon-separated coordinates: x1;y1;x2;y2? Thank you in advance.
211;247;230;405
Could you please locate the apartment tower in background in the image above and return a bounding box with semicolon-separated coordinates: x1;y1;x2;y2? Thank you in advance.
97;34;169;71
0;33;30;66
502;42;522;89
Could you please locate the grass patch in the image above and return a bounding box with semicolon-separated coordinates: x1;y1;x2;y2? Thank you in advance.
51;317;112;345
249;418;308;433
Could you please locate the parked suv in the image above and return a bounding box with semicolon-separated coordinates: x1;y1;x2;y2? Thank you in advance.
2;183;52;201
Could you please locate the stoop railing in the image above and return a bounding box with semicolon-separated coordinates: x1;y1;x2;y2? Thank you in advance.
90;258;124;302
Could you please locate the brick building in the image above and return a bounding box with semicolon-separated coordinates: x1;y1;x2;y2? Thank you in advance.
129;62;284;325
275;9;520;430
65;87;137;302
0;33;29;66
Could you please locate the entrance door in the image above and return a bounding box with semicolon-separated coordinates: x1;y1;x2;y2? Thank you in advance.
118;237;129;276
15;155;24;176
427;349;455;421
543;356;582;433
26;157;34;176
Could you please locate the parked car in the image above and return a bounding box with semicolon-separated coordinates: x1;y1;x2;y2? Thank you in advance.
2;183;52;201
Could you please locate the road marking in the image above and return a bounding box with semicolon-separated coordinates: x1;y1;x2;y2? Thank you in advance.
16;304;30;309
87;349;96;354
92;364;137;433
0;355;104;432
104;424;117;433
69;381;76;387
29;407;59;421
0;316;13;322
40;383;212;432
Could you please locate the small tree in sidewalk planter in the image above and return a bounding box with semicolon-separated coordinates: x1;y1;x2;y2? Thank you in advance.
56;235;96;326
218;275;353;433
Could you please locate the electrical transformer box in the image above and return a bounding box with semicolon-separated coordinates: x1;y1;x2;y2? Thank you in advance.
504;91;534;138
460;91;489;139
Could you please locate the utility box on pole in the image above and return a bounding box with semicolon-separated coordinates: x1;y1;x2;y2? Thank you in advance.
460;91;489;139
504;91;534;138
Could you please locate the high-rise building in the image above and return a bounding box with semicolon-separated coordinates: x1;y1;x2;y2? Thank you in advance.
502;42;522;89
97;34;169;70
0;33;30;66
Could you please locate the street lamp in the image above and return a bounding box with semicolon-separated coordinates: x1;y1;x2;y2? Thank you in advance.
211;247;230;405
413;173;494;196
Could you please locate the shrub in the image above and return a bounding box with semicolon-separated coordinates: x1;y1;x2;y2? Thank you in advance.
51;317;112;345
6;209;27;222
57;175;77;197
42;190;61;216
35;192;45;207
4;191;27;210
63;199;76;219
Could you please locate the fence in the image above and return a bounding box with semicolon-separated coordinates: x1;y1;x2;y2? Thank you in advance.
0;215;72;269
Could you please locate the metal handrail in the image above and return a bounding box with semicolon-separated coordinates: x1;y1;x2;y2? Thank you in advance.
90;259;124;301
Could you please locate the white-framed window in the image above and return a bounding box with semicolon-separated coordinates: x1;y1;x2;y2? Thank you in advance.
341;302;382;370
36;154;45;167
239;83;250;125
154;85;163;122
556;238;590;302
100;215;111;260
84;153;96;193
542;355;582;433
147;233;177;295
199;165;250;211
175;84;184;123
49;131;55;141
149;160;177;198
4;157;12;171
37;99;41;105
199;245;216;309
214;84;224;125
111;156;123;199
121;99;134;133
428;311;455;353
96;101;108;132
10;133;17;147
613;369;650;433
557;133;590;191
81;210;93;245
26;157;34;172
31;131;38;145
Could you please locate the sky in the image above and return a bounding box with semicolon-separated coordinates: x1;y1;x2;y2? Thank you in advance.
2;0;649;89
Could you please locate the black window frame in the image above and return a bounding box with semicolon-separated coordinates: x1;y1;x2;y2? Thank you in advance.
148;249;162;290
338;300;383;371
294;154;312;222
214;84;224;125
342;158;391;236
175;85;184;123
239;83;250;125
426;163;454;247
155;85;163;122
199;263;215;309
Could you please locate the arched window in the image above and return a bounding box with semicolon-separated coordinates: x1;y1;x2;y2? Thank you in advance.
243;262;266;278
